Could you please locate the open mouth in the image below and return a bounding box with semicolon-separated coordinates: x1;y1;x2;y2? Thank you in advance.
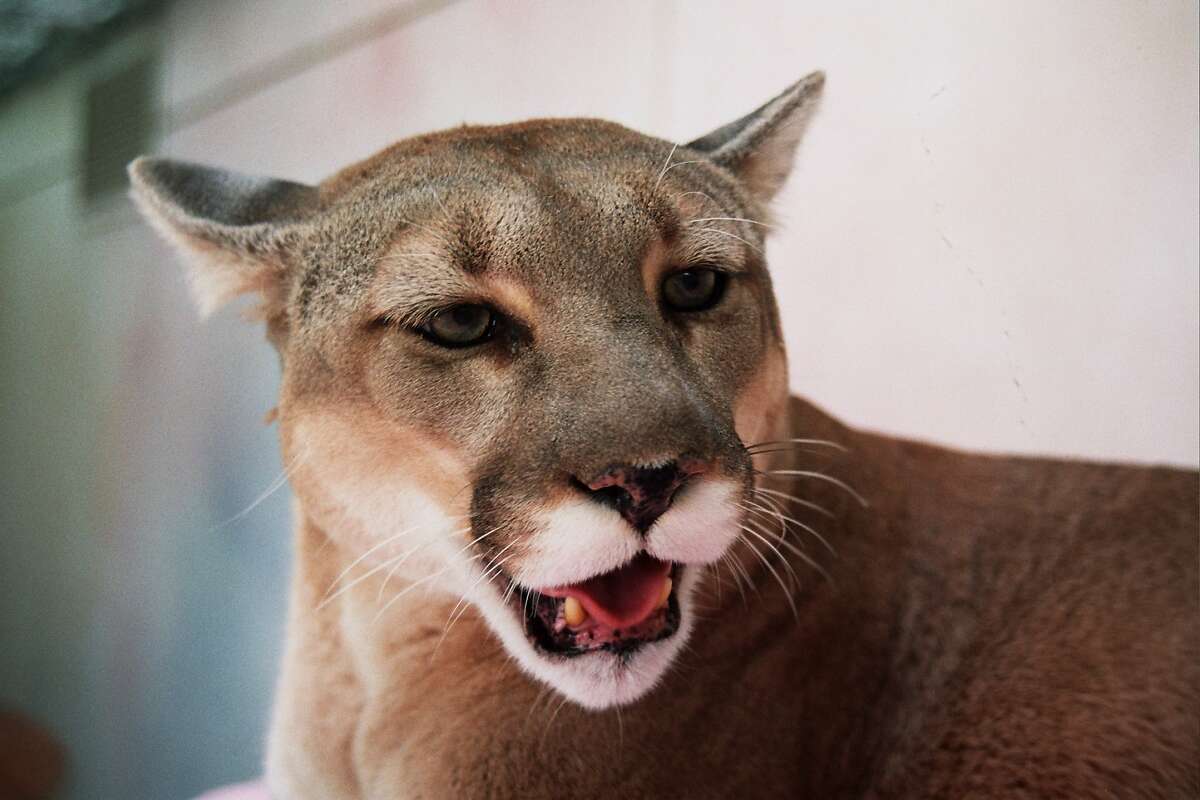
512;553;682;657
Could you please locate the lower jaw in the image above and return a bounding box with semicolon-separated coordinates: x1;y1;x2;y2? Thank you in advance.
516;565;684;658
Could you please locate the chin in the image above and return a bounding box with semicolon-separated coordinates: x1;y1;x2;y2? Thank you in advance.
474;563;704;710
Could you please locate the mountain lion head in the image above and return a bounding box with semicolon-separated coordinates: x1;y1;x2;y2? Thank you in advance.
131;74;823;709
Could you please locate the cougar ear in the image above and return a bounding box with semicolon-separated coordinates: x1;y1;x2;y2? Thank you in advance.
128;157;318;317
686;71;825;203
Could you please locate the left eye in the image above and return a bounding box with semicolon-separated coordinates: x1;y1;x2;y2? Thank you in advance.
420;304;497;347
661;268;727;312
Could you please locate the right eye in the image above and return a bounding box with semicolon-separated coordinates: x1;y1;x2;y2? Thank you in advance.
419;304;497;348
661;267;727;313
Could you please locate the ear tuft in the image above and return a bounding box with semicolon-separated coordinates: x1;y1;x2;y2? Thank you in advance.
128;157;318;317
686;71;825;203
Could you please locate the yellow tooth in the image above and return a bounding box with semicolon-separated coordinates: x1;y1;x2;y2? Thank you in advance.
657;577;673;609
564;596;588;627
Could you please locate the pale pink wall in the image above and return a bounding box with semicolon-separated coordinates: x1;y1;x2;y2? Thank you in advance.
160;0;1200;465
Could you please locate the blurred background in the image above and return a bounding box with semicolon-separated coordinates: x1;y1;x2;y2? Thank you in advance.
0;1;1196;797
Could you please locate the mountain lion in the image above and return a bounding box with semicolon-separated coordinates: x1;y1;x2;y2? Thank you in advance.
131;73;1198;798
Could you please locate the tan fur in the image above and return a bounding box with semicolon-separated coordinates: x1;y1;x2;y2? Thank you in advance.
130;74;1198;798
734;344;790;465
268;395;1199;798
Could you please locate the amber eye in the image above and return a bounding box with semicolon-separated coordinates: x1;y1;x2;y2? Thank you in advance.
420;304;497;347
662;268;727;312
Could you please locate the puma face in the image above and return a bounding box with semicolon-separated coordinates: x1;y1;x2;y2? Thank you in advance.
131;74;823;708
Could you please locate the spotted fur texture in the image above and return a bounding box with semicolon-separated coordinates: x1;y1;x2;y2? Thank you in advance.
131;73;1198;798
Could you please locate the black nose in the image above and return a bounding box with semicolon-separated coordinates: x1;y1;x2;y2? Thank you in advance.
576;460;703;532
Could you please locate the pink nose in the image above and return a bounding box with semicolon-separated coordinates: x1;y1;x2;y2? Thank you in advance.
579;459;708;532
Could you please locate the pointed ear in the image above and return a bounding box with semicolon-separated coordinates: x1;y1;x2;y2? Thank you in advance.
686;71;825;203
128;157;318;317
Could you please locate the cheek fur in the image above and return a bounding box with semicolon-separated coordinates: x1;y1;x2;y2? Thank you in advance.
283;407;472;577
734;344;789;454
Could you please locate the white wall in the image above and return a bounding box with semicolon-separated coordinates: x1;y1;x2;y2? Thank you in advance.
160;0;1200;465
667;1;1199;465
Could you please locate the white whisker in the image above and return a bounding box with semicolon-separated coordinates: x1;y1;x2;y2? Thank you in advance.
373;554;484;624
687;216;772;228
210;447;307;531
745;437;849;453
739;527;799;619
653;142;679;191
541;694;572;742
431;538;518;657
321;526;469;611
742;517;800;592
741;503;834;583
751;486;836;519
674;189;720;208
657;158;706;186
722;548;756;603
689;226;762;253
316;515;468;608
375;523;478;601
764;470;869;507
747;496;837;556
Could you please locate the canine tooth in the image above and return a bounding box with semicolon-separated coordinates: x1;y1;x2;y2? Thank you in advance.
564;596;587;627
657;577;673;609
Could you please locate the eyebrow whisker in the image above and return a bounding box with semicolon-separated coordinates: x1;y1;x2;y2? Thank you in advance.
689;226;763;253
687;216;772;228
653;142;680;191
657;159;707;186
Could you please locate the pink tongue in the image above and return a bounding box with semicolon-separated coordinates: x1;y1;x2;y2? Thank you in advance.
543;553;671;629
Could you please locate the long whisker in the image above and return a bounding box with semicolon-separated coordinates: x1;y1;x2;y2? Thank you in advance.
432;538;517;655
686;216;772;228
706;560;724;606
323;525;471;611
657;159;706;185
750;492;790;537
746;495;838;557
715;553;745;606
741;504;834;583
761;469;869;507
674;189;721;207
689;226;762;253
653;142;679;191
541;694;572;743
745;445;837;459
376;522;483;602
751;486;836;519
373;553;484;624
722;547;757;602
502;574;522;605
738;527;799;619
431;552;519;661
744;493;789;552
210;447;308;531
526;685;554;722
741;517;801;590
745;437;849;453
317;515;468;607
